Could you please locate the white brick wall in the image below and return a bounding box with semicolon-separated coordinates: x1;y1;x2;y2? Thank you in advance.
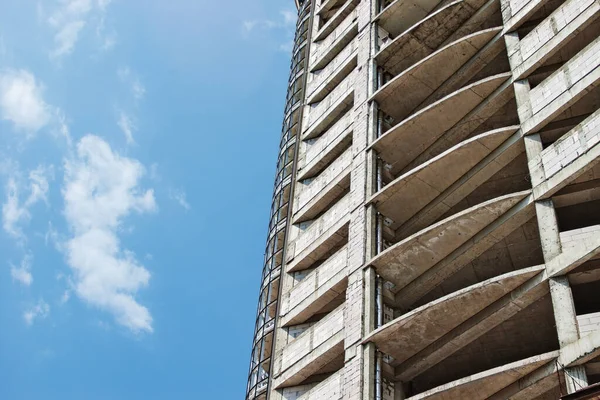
294;194;350;256
282;245;348;315
560;225;600;249
306;71;356;127
577;311;600;336
529;37;600;116
296;148;352;212
280;305;345;371
311;9;358;67
538;109;600;180
517;0;596;66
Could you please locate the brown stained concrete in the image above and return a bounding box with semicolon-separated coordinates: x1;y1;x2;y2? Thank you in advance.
395;193;535;308
375;0;443;39
396;129;525;238
396;271;549;381
372;27;503;121
402;80;516;175
407;352;557;400
363;266;544;365
369;127;517;231
367;190;529;291
370;73;511;175
376;0;492;77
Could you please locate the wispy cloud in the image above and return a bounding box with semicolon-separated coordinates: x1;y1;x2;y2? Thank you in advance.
2;165;53;241
10;253;33;286
242;10;297;52
117;111;135;144
24;299;50;325
118;67;145;101
46;0;115;58
169;189;190;211
0;69;51;133
62;135;156;333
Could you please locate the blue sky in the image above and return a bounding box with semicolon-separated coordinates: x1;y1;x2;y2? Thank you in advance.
0;1;296;398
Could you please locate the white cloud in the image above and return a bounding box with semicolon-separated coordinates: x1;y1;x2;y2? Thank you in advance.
118;67;145;101
24;299;50;325
10;254;33;286
117;111;135;144
51;20;86;58
62;135;156;333
2;165;53;240
0;69;51;132
47;0;115;58
169;189;190;211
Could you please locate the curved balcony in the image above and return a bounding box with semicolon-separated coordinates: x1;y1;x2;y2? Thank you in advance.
364;266;544;365
368;190;531;292
375;0;443;39
370;126;519;232
372;27;503;121
371;73;511;175
375;0;498;76
407;352;558;400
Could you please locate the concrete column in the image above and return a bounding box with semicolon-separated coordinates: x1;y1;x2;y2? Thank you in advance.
535;199;562;262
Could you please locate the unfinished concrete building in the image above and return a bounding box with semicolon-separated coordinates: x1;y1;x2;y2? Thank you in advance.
246;0;600;399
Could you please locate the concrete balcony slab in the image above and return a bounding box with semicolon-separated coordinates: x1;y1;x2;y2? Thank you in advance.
370;126;518;232
364;266;544;365
408;352;557;400
368;190;530;291
370;73;511;175
376;0;493;76
373;27;503;121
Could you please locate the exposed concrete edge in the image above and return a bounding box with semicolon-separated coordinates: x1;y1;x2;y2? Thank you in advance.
375;0;457;47
367;126;518;219
407;351;558;400
363;265;544;353
287;217;350;272
303;89;355;140
299;124;353;180
395;193;535;307
313;0;359;42
396;127;523;238
369;72;512;160
294;166;351;223
396;269;549;380
371;27;502;104
366;190;530;289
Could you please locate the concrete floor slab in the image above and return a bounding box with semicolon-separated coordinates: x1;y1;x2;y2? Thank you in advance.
368;190;529;290
408;352;557;400
370;73;511;174
372;27;502;121
364;266;544;365
370;127;517;231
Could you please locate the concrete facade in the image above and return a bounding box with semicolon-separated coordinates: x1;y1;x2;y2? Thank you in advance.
246;0;600;399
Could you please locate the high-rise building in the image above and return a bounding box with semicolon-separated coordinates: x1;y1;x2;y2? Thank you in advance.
246;0;600;399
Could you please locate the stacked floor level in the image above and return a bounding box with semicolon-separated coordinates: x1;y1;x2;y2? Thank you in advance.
247;0;600;399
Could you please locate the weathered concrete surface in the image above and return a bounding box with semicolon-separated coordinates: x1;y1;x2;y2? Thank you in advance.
371;73;511;174
281;245;348;326
372;27;503;121
364;266;543;365
368;191;529;291
369;127;517;231
407;352;557;400
273;305;345;388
